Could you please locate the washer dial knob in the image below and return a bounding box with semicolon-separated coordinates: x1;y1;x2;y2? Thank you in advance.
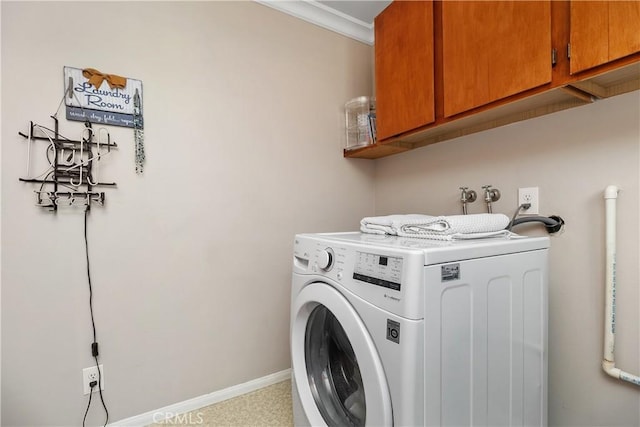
318;248;334;270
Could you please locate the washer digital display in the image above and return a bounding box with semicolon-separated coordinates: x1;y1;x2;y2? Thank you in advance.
353;251;402;291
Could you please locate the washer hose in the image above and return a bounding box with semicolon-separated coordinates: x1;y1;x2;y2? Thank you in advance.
508;215;564;234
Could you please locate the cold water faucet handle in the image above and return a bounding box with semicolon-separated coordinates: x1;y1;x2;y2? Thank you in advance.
459;187;477;215
482;185;501;213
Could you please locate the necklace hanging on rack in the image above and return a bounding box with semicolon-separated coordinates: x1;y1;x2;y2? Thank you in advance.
133;88;145;174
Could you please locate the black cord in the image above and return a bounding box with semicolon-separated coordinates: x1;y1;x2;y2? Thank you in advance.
507;203;530;231
82;383;94;427
84;209;109;426
94;354;109;426
84;210;97;343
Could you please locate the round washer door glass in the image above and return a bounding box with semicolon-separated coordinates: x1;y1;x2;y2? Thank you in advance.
305;304;365;427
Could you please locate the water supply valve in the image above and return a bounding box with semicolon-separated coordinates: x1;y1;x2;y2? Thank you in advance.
482;185;501;213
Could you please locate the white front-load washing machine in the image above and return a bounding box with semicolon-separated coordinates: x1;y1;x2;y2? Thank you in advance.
291;232;549;427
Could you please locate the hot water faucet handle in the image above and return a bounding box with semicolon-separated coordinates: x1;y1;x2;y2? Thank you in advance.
459;187;477;215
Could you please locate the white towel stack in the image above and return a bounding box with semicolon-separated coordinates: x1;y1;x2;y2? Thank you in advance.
360;213;512;241
359;214;432;235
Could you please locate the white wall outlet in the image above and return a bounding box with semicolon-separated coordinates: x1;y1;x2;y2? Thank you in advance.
82;364;104;395
518;187;539;215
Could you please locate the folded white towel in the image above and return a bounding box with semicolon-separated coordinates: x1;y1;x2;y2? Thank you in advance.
395;213;510;237
360;214;432;235
448;230;514;240
361;213;512;241
405;230;514;241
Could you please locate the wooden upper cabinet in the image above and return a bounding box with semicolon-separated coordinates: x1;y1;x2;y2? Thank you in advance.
350;0;639;159
570;1;640;74
441;1;552;117
375;1;435;141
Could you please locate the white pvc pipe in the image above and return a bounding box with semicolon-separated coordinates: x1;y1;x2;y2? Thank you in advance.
602;185;640;386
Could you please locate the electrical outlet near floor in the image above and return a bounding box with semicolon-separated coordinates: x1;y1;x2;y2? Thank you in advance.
518;187;539;215
82;364;104;395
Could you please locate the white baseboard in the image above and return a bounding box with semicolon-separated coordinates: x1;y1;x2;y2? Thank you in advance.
110;369;292;427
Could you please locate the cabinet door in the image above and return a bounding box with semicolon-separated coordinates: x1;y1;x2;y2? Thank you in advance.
375;1;434;141
442;1;552;117
570;1;640;74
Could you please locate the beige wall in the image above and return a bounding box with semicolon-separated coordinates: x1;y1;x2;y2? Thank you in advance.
0;2;374;425
3;1;639;426
375;91;640;427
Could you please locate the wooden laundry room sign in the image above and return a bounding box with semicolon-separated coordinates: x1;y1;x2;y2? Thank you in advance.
64;66;143;128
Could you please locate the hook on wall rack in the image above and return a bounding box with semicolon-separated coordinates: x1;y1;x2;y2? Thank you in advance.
35;191;106;208
18;116;118;212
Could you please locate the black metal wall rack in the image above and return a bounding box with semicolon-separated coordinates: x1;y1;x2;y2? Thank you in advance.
18;116;118;212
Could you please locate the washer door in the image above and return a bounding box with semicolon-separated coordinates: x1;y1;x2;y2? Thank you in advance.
291;282;392;426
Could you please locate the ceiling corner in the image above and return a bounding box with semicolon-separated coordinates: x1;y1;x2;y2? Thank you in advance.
255;0;375;45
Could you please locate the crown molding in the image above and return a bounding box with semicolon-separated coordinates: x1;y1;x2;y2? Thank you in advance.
255;0;374;45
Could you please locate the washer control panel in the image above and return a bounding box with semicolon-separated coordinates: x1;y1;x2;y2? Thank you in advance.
293;233;426;319
353;251;403;291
